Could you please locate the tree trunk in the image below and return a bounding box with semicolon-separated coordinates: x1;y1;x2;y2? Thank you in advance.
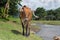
3;0;9;19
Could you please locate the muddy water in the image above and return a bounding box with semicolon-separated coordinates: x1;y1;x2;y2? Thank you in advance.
35;23;60;40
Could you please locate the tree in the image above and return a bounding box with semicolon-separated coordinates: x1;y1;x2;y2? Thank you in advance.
55;8;60;20
35;7;47;19
46;10;56;20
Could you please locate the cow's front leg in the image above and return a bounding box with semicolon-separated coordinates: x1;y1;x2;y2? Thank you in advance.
26;21;29;36
26;24;28;36
28;27;30;36
26;22;31;36
22;23;25;35
28;22;31;36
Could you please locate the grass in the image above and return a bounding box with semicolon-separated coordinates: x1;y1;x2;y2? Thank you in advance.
39;20;60;25
0;18;43;40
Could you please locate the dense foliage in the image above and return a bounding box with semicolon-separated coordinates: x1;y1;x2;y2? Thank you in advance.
0;0;21;18
34;7;60;20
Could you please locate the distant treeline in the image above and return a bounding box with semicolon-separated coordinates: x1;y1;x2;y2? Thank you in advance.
0;0;60;20
34;7;60;20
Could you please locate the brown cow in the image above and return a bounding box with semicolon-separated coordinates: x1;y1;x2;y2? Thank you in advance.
19;5;32;36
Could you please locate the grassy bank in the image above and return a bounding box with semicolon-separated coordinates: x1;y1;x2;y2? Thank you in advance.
0;18;42;40
32;20;60;25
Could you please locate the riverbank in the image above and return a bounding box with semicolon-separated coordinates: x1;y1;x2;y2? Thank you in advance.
32;20;60;25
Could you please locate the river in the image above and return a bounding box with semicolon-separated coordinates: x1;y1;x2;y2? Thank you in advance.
33;23;60;40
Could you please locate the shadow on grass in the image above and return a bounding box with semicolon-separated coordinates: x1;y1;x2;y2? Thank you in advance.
11;30;29;37
11;30;22;35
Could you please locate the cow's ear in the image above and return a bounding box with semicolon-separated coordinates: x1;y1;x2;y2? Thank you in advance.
20;8;23;12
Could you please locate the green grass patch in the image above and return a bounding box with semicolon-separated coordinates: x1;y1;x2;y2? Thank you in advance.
0;18;42;40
